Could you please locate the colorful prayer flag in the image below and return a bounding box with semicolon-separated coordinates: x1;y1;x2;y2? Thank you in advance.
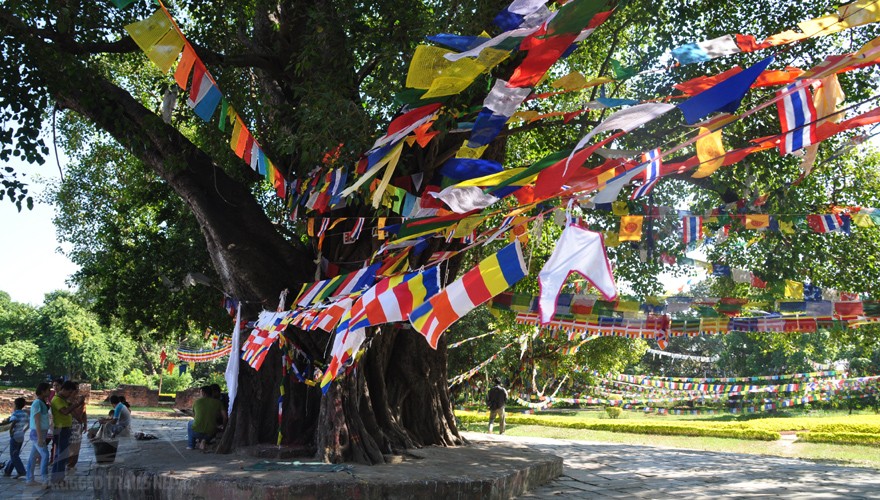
618;215;643;241
777;83;818;155
630;149;661;199
682;216;704;246
411;240;527;349
346;266;441;331
677;55;775;125
807;214;844;233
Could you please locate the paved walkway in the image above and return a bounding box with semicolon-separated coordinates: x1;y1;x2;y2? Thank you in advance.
2;418;186;499
470;433;880;499
4;419;880;498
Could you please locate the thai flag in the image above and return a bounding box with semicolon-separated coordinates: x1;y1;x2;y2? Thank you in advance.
631;149;662;200
807;214;849;234
682;216;703;246
343;217;365;244
776;83;818;155
317;217;330;237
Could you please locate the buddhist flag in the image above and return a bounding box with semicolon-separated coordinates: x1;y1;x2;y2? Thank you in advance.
347;266;441;330
618;215;643;241
411;240;527;349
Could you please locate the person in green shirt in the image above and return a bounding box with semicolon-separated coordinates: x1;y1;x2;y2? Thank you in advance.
186;386;226;450
50;381;84;484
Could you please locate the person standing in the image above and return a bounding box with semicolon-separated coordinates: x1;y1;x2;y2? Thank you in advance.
49;381;84;485
26;383;51;486
187;386;226;450
66;397;88;471
1;397;28;478
486;378;508;434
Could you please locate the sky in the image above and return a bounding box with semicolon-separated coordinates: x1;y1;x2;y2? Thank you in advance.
0;153;79;306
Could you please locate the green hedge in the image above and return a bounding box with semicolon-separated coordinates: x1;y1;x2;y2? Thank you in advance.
809;423;880;434
798;431;880;446
458;413;779;441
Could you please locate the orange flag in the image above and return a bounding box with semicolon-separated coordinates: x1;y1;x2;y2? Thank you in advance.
744;214;770;229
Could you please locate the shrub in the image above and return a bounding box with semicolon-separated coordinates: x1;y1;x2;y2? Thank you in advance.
809;423;880;434
605;406;623;419
455;411;779;440
118;369;151;388
798;431;880;446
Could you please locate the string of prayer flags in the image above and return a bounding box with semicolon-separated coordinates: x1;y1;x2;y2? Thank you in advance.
123;6;286;198
177;344;232;363
241;311;295;371
411;240;528;349
671;0;880;66
345;266;441;331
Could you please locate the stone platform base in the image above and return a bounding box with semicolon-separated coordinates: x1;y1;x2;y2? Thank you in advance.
93;437;562;499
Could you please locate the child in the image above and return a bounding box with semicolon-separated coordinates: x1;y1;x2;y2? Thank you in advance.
1;397;28;478
26;383;51;486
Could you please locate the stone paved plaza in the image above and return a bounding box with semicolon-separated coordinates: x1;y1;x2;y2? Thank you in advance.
487;434;880;499
2;418;879;498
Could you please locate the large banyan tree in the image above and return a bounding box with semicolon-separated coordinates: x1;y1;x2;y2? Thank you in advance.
3;0;880;463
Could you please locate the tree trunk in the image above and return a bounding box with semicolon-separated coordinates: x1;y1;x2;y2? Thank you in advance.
316;326;461;464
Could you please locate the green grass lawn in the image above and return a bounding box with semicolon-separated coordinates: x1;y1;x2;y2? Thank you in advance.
457;408;880;469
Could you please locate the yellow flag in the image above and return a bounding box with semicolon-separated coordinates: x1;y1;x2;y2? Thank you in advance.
852;213;875;228
784;280;804;300
604;231;620;247
452;215;486;238
693;127;725;178
125;10;173;54
777;219;796;234
618;215;643;241
145;30;185;73
455;141;489;159
406;45;489;98
814;74;846;124
552;71;588;90
612;201;629;216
